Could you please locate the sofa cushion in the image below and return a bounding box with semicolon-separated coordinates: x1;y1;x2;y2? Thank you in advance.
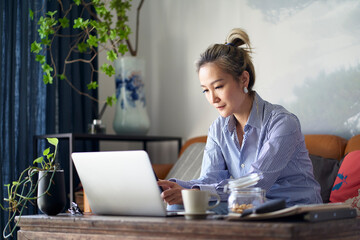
305;135;347;160
330;150;360;203
166;142;205;181
345;135;360;155
309;154;341;203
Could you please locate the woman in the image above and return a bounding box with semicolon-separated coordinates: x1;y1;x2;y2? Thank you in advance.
158;28;322;214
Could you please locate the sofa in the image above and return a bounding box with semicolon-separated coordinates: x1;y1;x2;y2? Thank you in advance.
152;134;360;203
83;134;360;212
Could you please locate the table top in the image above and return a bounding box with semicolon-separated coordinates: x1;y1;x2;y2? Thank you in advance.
17;214;360;240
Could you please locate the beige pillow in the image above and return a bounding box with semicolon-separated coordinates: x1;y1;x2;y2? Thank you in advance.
166;142;205;181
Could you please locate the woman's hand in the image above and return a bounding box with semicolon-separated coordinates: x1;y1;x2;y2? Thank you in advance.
157;180;185;205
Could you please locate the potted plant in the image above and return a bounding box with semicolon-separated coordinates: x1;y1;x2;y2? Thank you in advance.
0;138;64;239
30;0;148;134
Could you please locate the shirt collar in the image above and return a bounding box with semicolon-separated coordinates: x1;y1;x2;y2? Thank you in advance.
246;92;264;130
224;92;265;133
225;115;236;133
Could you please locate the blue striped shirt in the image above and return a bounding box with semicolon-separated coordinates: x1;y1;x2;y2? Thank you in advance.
173;92;322;206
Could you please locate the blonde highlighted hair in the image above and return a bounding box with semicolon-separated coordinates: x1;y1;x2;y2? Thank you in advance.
196;28;255;92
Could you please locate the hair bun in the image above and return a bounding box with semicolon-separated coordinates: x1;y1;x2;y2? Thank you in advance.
225;28;251;50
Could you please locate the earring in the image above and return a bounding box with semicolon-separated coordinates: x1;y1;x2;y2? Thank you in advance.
243;87;249;94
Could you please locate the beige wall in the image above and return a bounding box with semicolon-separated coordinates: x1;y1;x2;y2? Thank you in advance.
98;0;360;163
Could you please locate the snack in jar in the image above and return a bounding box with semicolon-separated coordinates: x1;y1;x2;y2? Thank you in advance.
224;173;265;214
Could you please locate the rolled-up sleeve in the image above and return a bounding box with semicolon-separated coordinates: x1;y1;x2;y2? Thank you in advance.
169;126;231;201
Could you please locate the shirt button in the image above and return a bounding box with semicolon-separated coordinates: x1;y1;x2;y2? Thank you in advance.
241;164;245;168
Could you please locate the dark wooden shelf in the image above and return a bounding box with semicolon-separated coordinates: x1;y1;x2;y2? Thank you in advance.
33;133;182;206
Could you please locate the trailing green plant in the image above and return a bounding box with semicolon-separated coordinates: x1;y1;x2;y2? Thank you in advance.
30;0;145;106
0;138;59;239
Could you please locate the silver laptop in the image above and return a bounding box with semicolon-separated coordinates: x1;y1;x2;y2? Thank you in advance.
72;150;172;217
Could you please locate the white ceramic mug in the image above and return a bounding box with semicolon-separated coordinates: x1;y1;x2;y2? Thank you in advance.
181;189;221;214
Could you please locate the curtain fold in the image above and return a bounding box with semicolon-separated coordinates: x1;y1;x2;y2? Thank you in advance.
0;1;98;238
1;1;47;238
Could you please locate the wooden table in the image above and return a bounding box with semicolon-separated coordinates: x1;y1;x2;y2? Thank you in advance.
17;214;360;239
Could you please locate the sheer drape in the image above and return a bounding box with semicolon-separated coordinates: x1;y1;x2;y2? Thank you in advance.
0;1;98;238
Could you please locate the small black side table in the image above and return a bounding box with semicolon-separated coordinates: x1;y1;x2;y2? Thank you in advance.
33;133;182;206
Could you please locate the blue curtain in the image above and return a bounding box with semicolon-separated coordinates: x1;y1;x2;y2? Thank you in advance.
0;0;47;238
0;0;98;239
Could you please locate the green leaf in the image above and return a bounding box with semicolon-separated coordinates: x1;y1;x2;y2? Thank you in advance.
109;29;117;40
12;181;19;186
117;25;131;40
33;157;44;165
59;74;67;80
47;138;59;146
87;81;98;90
73;18;89;29
42;64;53;74
77;42;88;53
73;18;83;28
90;19;100;29
43;73;53;84
87;35;98;47
106;95;117;106
106;50;118;61
59;17;69;28
41;38;51;46
118;44;128;55
98;34;109;43
38;27;48;39
74;0;81;6
4;184;10;188
48;75;53;84
100;63;115;77
46;10;57;17
95;5;108;17
38;16;45;26
47;17;57;27
37;16;56;39
35;55;46;64
29;9;34;20
47;153;54;159
31;41;42;54
43;147;50;156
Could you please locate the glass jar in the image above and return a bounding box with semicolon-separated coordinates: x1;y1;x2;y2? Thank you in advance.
228;187;265;214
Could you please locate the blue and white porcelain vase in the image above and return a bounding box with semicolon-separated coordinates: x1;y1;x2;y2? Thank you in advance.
113;56;150;135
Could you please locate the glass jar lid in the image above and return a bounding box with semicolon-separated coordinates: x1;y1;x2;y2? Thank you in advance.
224;172;263;192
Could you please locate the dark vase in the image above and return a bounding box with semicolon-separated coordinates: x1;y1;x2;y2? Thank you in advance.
37;170;66;215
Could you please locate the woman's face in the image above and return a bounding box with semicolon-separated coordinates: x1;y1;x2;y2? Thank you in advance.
199;62;248;118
